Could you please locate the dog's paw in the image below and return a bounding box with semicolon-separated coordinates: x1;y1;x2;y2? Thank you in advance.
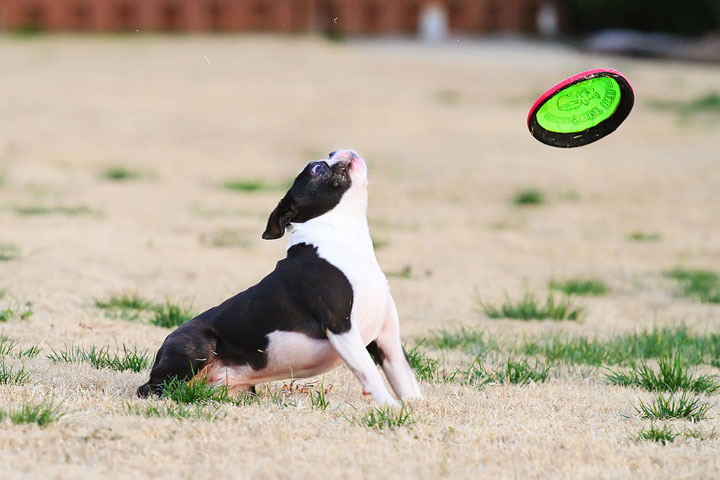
373;392;400;407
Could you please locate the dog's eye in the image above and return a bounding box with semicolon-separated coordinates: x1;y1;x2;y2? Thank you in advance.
310;162;329;177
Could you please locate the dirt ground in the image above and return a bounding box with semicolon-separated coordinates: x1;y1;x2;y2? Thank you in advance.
1;35;719;479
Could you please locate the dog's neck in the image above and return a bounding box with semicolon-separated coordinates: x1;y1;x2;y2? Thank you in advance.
286;188;372;254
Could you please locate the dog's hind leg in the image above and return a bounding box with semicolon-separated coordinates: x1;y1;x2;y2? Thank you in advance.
370;297;422;400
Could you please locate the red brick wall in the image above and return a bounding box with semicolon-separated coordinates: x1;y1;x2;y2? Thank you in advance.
0;0;541;33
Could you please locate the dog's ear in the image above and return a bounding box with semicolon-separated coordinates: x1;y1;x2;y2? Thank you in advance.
262;198;297;240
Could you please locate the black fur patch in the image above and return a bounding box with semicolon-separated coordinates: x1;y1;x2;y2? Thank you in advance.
263;159;352;239
138;243;353;396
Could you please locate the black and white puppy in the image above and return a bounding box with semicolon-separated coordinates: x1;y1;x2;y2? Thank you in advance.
138;150;421;405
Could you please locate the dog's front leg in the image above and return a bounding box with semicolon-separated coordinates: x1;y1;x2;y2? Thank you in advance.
370;297;422;400
326;327;399;406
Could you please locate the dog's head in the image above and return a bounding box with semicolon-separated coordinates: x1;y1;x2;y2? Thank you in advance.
262;149;368;240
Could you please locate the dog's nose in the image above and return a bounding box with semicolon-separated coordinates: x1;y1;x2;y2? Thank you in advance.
328;151;337;158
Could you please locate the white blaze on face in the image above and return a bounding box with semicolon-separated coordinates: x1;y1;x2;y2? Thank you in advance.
327;149;368;216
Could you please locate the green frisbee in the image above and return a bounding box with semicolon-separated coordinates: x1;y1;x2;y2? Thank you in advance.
527;68;634;148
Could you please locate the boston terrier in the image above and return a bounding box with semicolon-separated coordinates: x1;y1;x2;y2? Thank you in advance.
138;150;421;405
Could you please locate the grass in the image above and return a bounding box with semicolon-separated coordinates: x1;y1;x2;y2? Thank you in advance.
520;326;720;367
222;179;282;193
513;188;545;206
606;355;720;394
638;424;677;444
160;377;233;405
371;236;389;250
13;204;95;216
95;293;155;311
434;89;461;105
479;291;584;321
664;268;720;304
150;301;194;328
405;344;441;381
683;428;717;440
549;277;608;296
461;358;551;386
47;344;151;372
100;165;143;181
123;402;224;421
0;361;30;385
310;383;331;411
0;301;33;322
0;333;18;355
94;294;194;328
385;266;412;279
627;231;662;242
635;393;710;421
648;92;720;120
17;345;41;358
422;325;720;369
0;243;21;261
355;403;415;429
422;327;499;355
0;400;66;427
200;228;251;248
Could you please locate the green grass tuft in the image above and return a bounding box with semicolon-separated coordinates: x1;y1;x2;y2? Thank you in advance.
355;403;415;429
310;383;331;411
513;188;545;206
371;236;389;250
95;293;155;311
638;424;677;444
635;393;710;421
520;326;720;367
100;166;142;181
17;345;41;358
222;179;276;192
405;344;441;381
479;291;584;321
95;294;194;328
648;92;720;119
123;401;224;421
0;301;33;322
421;327;499;355
461;358;550;386
150;301;195;328
549;277;608;296
627;231;662;242
13;205;95;216
606;355;720;394
47;344;151;372
200;228;251;248
385;266;413;279
434;88;461;105
160;377;232;405
0;360;30;385
683;428;717;441
664;268;720;304
0;243;21;261
1;400;66;427
0;333;18;356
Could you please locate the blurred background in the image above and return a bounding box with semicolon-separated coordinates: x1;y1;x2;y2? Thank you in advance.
1;1;719;336
2;0;720;61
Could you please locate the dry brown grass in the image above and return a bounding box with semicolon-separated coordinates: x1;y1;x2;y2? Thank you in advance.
1;35;720;479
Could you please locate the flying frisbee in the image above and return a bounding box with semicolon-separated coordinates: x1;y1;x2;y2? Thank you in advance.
527;68;634;148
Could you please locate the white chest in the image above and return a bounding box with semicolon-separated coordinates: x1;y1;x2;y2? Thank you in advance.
287;219;390;345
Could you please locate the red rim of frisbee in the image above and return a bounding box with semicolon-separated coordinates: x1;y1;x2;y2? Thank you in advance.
527;68;634;148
